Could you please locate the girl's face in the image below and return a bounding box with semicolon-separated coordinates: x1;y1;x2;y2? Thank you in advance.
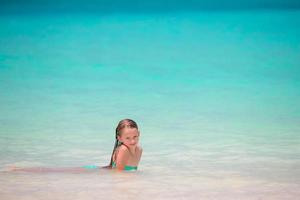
118;128;140;148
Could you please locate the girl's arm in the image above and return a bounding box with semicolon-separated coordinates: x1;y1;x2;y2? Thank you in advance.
114;145;130;171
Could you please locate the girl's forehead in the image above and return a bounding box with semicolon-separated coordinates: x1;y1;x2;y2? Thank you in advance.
120;128;139;136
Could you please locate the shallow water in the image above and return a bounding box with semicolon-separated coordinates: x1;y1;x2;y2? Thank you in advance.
0;10;300;199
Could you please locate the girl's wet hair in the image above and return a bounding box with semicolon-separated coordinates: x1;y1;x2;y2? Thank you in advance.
107;119;138;168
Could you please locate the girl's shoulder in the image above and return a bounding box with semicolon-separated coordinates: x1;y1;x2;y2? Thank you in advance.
136;145;143;153
135;145;143;157
117;144;130;152
117;144;143;155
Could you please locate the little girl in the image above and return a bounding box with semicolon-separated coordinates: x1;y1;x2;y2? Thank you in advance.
10;119;142;172
107;119;143;171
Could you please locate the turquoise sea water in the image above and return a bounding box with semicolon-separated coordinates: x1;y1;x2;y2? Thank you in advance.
0;10;300;199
